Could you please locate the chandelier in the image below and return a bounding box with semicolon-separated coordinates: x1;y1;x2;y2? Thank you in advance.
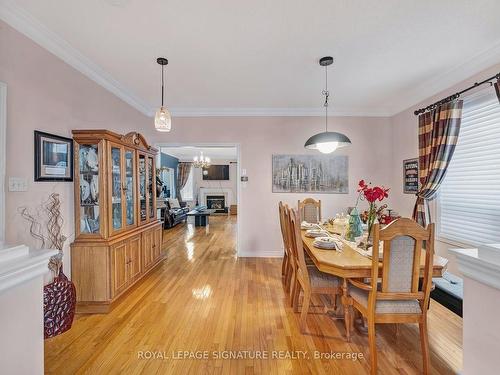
193;152;211;168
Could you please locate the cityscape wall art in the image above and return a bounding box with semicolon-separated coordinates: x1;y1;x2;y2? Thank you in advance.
272;154;348;193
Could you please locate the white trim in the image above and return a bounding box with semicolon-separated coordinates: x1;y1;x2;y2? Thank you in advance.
0;245;57;294
0;0;151;116
168;107;393;118
238;250;284;258
3;2;500;119
395;39;500;114
155;142;242;257
0;82;6;243
451;247;500;291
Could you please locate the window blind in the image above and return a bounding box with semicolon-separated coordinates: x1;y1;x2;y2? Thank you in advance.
438;88;500;245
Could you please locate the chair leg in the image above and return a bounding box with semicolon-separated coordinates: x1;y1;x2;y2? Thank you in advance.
419;318;430;375
333;293;337;311
300;289;311;333
367;318;377;375
289;269;296;304
281;253;288;277
292;278;300;312
284;260;291;290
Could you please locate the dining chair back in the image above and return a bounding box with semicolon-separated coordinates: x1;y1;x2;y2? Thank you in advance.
348;218;435;375
370;218;434;308
278;202;292;285
288;208;310;285
298;198;321;223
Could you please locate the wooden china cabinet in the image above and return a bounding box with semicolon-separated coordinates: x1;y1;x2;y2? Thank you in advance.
70;130;163;313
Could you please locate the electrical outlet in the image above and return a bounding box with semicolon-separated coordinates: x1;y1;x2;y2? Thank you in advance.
8;177;28;192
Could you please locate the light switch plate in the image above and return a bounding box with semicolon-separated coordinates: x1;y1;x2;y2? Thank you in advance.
8;177;28;192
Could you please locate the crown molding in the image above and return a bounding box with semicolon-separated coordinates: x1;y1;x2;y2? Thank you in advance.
167;107;394;118
392;39;500;115
2;1;500;119
0;0;152;116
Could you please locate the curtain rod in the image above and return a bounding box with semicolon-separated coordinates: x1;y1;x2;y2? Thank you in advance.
414;72;500;116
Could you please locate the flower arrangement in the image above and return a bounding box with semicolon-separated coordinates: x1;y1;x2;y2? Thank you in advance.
357;180;390;245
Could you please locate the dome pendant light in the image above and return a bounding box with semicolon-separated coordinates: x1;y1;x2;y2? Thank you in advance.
304;56;351;153
154;57;172;132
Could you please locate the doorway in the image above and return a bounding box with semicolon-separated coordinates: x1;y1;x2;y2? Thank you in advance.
155;144;240;256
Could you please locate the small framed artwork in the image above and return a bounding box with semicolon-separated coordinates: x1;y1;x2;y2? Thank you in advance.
403;158;419;194
34;131;74;181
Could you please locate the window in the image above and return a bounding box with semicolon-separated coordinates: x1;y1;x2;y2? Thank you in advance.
438;88;500;245
180;166;194;201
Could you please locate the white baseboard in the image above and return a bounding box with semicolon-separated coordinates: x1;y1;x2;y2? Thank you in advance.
238;250;284;258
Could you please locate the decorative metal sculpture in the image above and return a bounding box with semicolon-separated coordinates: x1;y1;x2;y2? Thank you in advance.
19;193;76;338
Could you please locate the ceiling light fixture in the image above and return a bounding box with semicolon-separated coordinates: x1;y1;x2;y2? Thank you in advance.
154;57;172;132
304;57;351;154
193;152;211;168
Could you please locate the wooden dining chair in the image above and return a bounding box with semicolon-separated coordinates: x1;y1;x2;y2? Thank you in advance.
298;198;321;223
278;202;293;292
287;207;341;333
347;218;435;375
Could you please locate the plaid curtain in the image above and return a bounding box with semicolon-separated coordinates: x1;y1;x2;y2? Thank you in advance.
176;162;192;202
412;100;463;226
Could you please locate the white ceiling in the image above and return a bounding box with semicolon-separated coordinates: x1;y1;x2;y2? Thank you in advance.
161;146;237;161
2;0;500;116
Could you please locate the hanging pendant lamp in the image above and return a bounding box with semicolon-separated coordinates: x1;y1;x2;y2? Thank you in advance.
154;57;172;132
304;56;351;154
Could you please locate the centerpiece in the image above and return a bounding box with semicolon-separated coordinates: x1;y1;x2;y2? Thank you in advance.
356;180;390;248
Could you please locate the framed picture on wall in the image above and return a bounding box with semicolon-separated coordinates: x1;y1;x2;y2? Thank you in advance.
34;131;73;181
403;158;419;194
272;154;348;193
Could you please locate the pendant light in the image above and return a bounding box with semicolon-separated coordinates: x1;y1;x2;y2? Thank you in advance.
304;56;351;153
154;57;172;132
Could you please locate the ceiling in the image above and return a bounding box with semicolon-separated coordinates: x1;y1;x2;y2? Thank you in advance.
161;146;237;161
2;0;500;116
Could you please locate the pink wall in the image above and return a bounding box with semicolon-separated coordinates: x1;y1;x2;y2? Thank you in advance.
390;62;500;274
0;21;394;266
0;21;150;272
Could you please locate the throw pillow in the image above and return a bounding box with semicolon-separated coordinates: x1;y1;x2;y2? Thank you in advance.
168;198;181;208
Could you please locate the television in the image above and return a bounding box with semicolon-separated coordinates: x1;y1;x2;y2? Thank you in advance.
202;165;229;180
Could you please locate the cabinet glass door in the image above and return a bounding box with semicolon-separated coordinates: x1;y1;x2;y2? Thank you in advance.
139;154;147;223
78;144;100;235
111;146;123;231
147;156;155;219
124;149;136;227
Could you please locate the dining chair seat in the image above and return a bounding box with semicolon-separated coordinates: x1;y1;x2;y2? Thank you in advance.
349;284;422;314
309;267;341;289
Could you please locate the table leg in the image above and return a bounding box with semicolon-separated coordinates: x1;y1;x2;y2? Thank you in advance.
341;278;351;342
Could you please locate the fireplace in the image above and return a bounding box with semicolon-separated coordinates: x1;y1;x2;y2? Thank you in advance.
206;195;227;213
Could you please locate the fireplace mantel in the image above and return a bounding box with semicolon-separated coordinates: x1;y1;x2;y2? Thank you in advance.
199;188;233;206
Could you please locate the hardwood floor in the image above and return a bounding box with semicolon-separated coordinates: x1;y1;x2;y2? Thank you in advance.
45;216;462;374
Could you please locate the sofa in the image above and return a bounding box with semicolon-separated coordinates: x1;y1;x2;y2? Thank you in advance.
162;198;189;229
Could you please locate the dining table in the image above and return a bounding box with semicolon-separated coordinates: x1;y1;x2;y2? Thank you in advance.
301;223;448;341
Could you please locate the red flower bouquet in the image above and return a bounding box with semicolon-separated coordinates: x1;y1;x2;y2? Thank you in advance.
357;180;390;246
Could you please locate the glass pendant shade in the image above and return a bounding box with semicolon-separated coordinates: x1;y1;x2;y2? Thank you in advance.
304;131;351;154
154;106;172;132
